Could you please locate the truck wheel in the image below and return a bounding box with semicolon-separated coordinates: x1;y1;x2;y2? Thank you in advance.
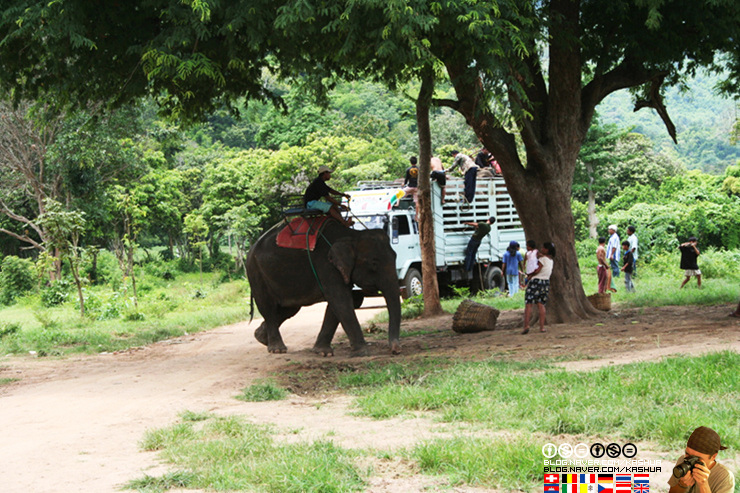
484;266;505;294
403;268;423;299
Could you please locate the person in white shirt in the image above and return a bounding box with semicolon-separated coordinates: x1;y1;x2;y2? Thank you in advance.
522;241;555;334
627;225;638;276
606;224;621;292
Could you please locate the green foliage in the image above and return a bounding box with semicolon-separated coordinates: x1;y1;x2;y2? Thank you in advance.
571;200;589;242
0;256;35;305
236;381;290;402
0;322;21;339
721;164;740;195
400;295;425;319
598;170;740;262
41;280;72;307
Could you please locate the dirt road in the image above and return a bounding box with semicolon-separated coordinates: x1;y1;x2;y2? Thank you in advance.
0;301;738;492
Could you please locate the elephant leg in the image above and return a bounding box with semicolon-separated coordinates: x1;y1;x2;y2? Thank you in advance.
327;294;370;357
254;321;268;346
313;305;339;357
255;305;299;354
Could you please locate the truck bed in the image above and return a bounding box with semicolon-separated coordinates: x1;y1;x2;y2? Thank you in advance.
432;177;524;267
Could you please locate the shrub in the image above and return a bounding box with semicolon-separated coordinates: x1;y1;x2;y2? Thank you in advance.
143;259;178;280
41;279;72;307
81;249;122;286
0;322;21;339
0;256;35;305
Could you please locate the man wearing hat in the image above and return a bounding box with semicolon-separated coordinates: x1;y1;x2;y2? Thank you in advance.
668;426;735;493
606;224;621;292
303;166;353;227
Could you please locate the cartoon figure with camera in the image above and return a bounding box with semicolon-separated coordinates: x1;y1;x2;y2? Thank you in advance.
668;426;735;493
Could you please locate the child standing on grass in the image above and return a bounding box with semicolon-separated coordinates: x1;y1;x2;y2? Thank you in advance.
596;237;610;294
502;241;524;296
620;240;635;292
522;242;555;334
679;236;701;288
521;240;539;289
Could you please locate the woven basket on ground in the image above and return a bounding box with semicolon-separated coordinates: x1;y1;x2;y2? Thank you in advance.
452;299;501;333
587;292;611;311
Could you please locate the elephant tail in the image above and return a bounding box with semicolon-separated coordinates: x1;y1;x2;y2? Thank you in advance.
249;293;254;324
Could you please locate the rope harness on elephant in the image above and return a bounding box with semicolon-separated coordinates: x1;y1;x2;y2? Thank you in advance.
305;219;334;296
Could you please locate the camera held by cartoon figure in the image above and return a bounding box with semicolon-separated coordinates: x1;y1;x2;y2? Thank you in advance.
673;456;704;478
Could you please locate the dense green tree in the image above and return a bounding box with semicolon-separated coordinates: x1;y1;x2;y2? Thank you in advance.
2;0;739;321
36;199;87;315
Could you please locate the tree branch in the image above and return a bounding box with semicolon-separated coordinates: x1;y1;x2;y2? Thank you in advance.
0;227;44;251
633;74;677;144
0;199;46;240
431;98;460;112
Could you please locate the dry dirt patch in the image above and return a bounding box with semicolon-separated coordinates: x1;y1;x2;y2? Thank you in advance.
0;301;737;493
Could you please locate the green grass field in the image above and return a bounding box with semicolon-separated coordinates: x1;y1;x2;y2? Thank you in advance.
0;272;250;356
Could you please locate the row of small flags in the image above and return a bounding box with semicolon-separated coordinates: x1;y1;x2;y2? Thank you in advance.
544;474;649;493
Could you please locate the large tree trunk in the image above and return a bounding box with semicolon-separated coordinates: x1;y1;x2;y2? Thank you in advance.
503;165;601;323
415;67;443;317
586;163;598;238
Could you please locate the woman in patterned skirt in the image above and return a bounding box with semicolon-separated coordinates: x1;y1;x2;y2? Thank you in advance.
522;242;555;334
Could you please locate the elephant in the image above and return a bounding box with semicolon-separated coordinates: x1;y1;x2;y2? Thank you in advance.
246;218;401;357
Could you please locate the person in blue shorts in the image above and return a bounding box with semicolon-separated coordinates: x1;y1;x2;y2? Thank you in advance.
303;166;353;227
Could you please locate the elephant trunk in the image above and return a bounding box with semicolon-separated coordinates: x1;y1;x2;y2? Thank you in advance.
382;288;402;354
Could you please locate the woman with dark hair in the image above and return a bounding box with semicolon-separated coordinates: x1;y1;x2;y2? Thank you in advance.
522;242;555;334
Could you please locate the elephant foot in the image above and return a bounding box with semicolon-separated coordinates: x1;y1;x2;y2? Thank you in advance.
390;340;402;355
268;343;288;354
254;324;268;346
312;345;334;357
349;344;370;357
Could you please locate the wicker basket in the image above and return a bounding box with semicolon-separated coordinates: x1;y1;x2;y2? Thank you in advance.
587;292;611;311
452;299;501;333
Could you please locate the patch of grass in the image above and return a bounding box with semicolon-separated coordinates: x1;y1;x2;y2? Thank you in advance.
0;377;19;386
410;434;542;489
179;410;211;422
236;380;290;402
350;351;740;450
128;415;365;493
124;471;196;492
140;423;197;451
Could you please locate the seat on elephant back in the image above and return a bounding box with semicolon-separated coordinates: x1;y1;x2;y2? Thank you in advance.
276;215;332;251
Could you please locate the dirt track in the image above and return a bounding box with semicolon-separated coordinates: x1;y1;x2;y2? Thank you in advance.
0;301;738;493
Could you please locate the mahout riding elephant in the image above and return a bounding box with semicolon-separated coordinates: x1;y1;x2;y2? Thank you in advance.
247;218;401;356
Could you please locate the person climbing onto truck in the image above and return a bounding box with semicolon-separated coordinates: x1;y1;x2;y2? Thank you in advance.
403;156;420;211
430;156;447;203
463;216;496;272
303;166;353;227
447;150;478;203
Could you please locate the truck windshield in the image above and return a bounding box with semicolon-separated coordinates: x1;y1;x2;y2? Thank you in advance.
354;215;387;232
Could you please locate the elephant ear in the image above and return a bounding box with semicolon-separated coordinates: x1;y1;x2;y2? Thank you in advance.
328;239;355;285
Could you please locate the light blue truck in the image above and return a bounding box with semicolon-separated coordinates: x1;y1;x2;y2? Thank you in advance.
346;176;526;298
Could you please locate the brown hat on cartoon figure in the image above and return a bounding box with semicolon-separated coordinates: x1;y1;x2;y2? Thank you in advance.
687;426;728;455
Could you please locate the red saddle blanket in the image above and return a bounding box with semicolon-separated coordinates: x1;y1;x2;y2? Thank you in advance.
276;216;330;251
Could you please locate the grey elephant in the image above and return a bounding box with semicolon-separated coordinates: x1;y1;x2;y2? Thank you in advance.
247;218;401;356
